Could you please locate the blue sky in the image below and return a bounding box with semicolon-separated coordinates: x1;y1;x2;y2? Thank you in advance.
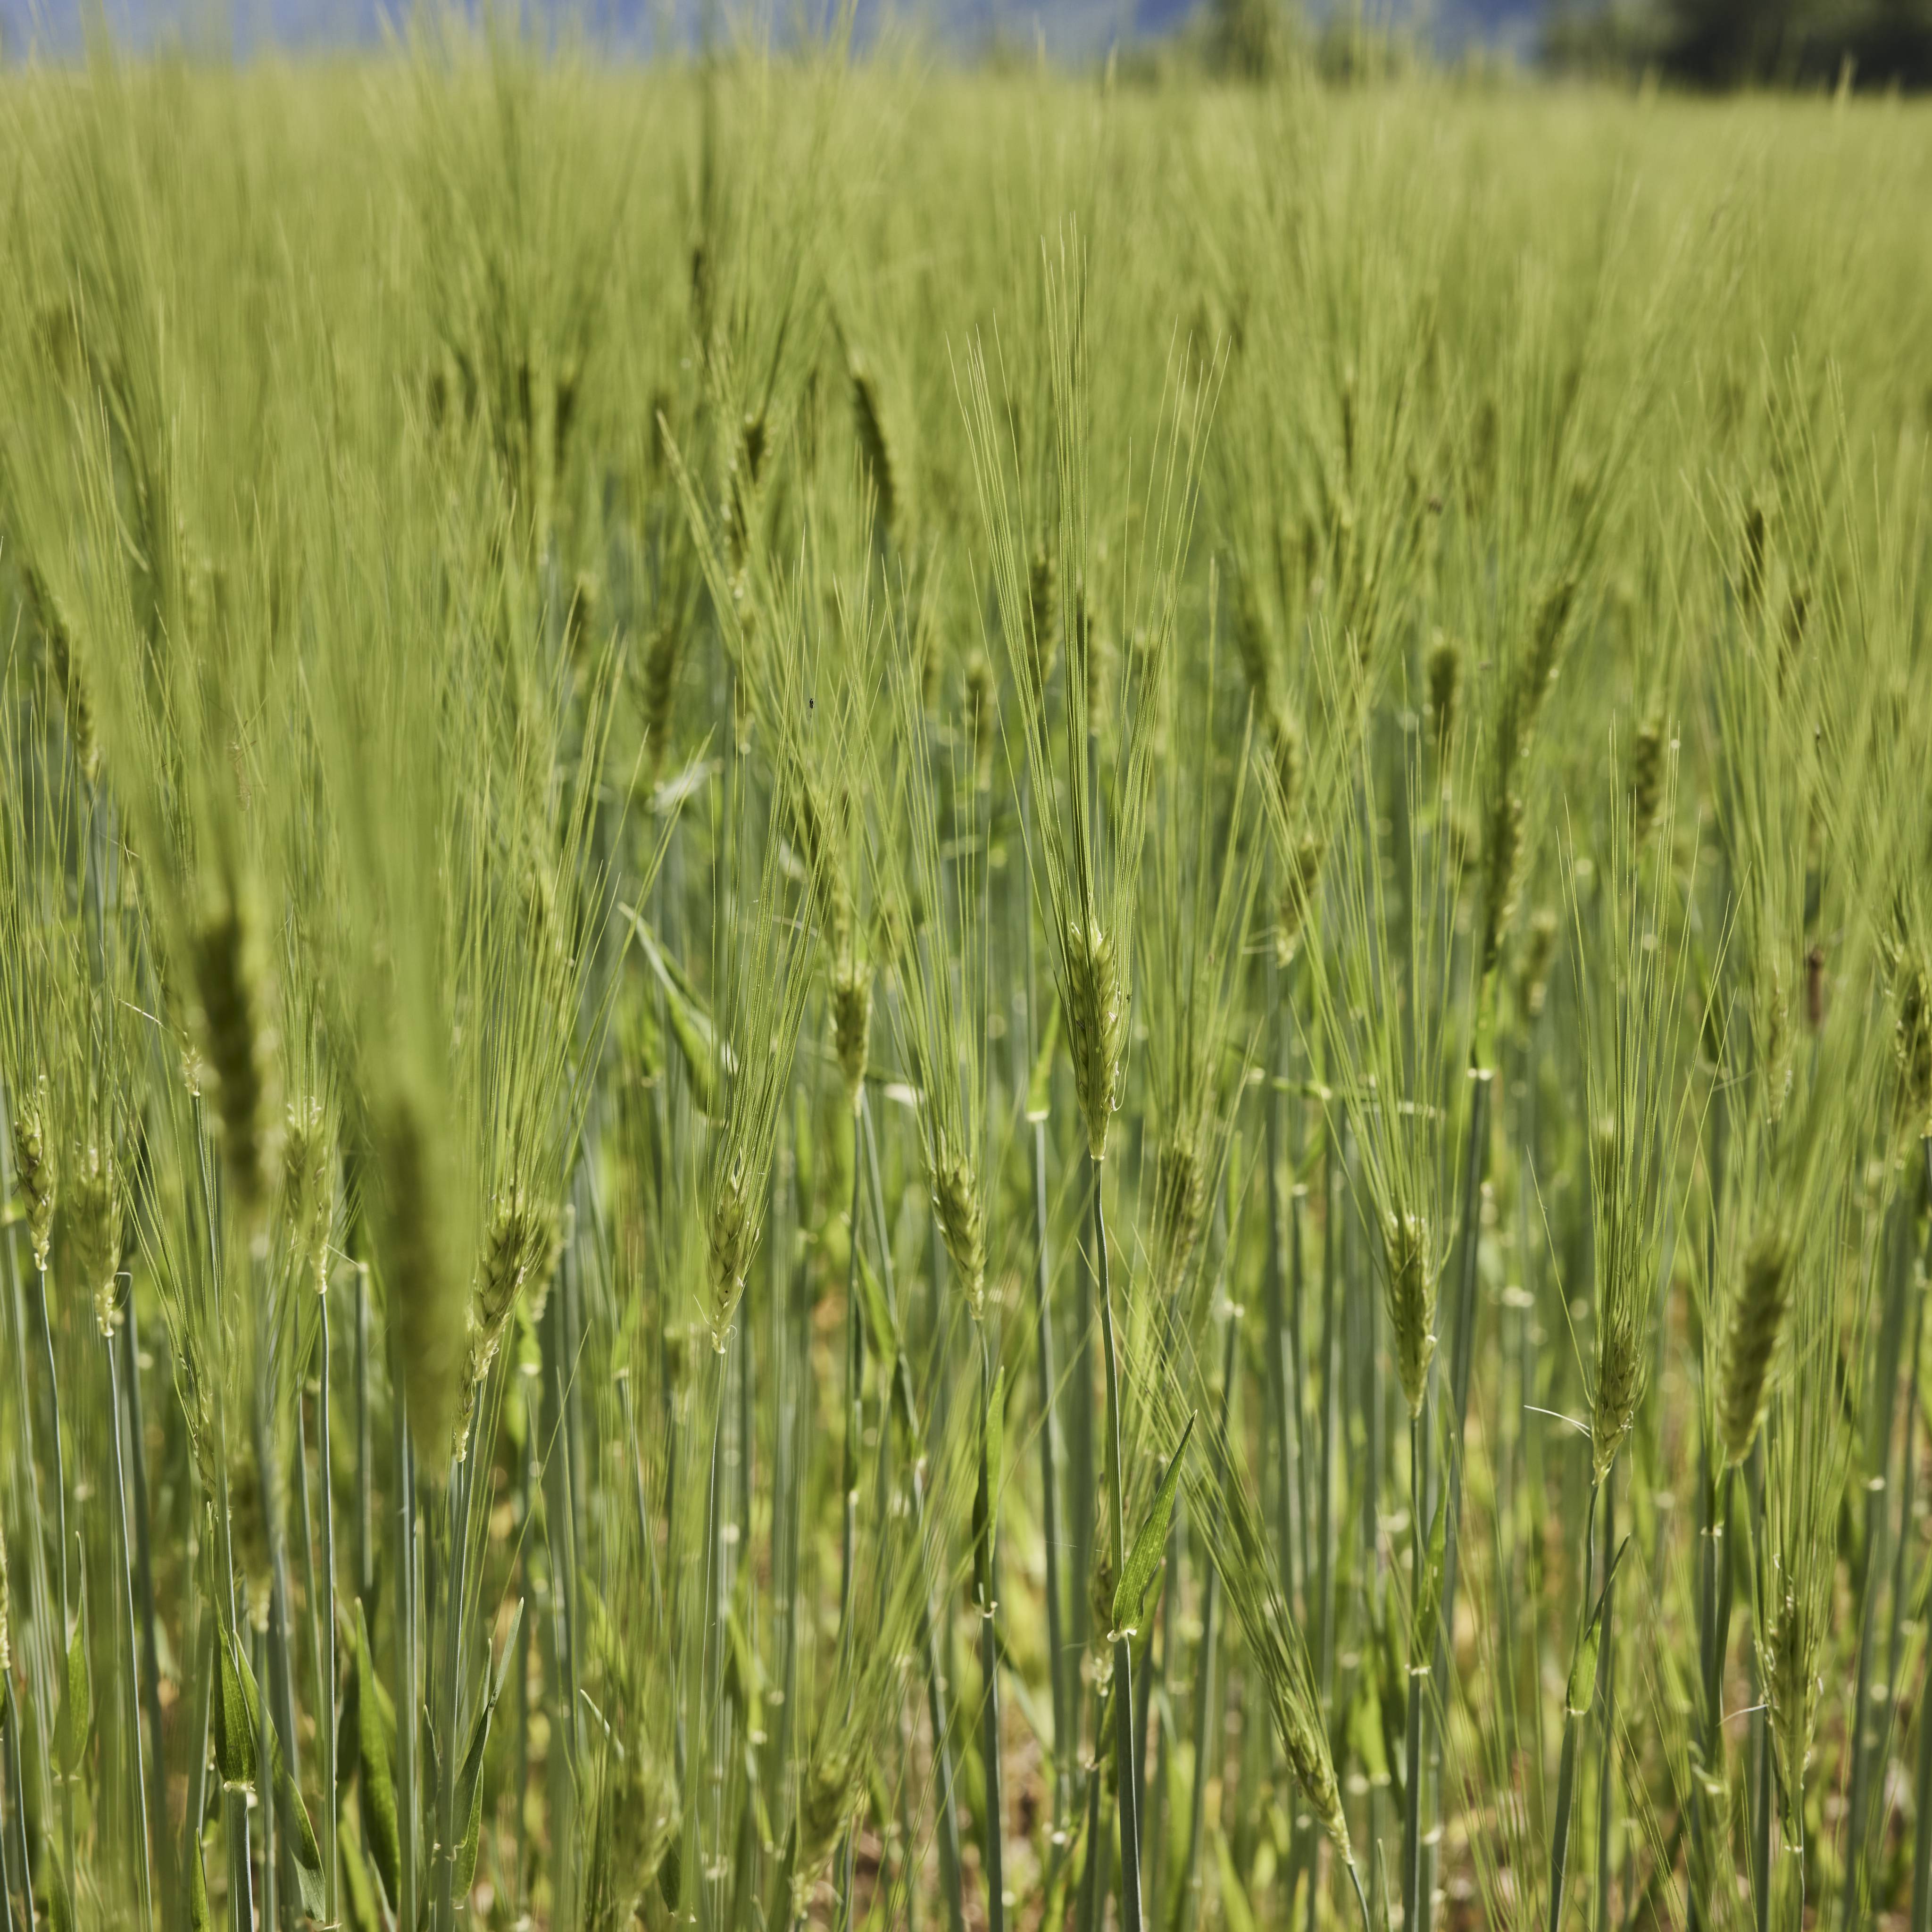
0;0;1543;61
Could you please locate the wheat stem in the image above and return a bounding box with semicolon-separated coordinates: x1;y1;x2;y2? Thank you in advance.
1548;1480;1602;1932
833;1103;865;1910
979;1340;1007;1932
1753;1662;1773;1932
1841;1469;1888;1932
1403;1409;1428;1932
1595;1461;1618;1932
315;1289;338;1930
1912;1496;1932;1932
119;1298;169;1929
391;1327;420;1932
1093;1150;1144;1932
1876;1185;1931;1928
1022;800;1072;1841
1316;1117;1341;1700
1179;1295;1238;1932
1434;1069;1491;1676
1034;1110;1071;1835
31;1266;75;1913
3;1671;31;1932
433;1411;479;1932
104;1318;155;1928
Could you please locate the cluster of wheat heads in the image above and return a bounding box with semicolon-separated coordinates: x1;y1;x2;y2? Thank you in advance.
3;29;1932;1932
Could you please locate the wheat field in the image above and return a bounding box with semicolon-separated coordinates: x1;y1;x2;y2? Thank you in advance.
2;31;1931;1932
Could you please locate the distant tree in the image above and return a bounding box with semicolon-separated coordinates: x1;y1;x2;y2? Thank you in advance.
1210;0;1290;77
1540;0;1657;73
1840;0;1932;85
1656;0;1807;85
1550;0;1932;87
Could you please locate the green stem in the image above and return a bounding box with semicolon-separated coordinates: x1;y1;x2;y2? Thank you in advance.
1840;1473;1886;1932
1075;1750;1108;1932
256;1622;277;1932
314;1291;338;1931
1877;1148;1932;1915
1144;1512;1179;1931
214;1448;253;1932
4;1674;33;1932
1548;1480;1602;1932
1420;1068;1492;1932
512;1340;540;1925
119;1298;169;1929
543;1273;581;1930
433;1416;477;1932
1549;1682;1584;1932
1093;1150;1143;1932
856;1091;966;1932
0;1703;14;1932
979;1345;1006;1932
391;1335;419;1932
1595;1463;1618;1932
1747;1442;1767;1932
832;1103;866;1911
1265;950;1297;1609
1179;1291;1240;1932
838;1107;864;1661
1433;1066;1492;1671
1316;1120;1341;1699
354;1265;373;1606
1347;1857;1374;1932
262;1430;304;1926
914;1459;968;1932
700;1340;729;1930
1034;1114;1070;1839
1913;1578;1932;1932
1403;1409;1428;1932
1753;1685;1772;1932
1878;1211;1929;1920
182;1618;214;1932
1071;1167;1097;1677
1022;781;1071;1842
32;1268;75;1915
105;1321;155;1929
2;1216;57;1785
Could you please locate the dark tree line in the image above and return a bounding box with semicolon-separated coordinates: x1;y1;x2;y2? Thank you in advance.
1548;0;1932;87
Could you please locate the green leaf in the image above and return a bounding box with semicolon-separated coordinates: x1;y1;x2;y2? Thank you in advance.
338;1817;382;1932
1375;1612;1407;1810
491;1599;526;1707
1565;1535;1630;1718
1347;1655;1389;1787
452;1732;489;1900
1025;995;1061;1122
629;968;665;1082
229;1632;326;1920
725;1597;761;1715
852;1250;896;1372
1213;1825;1259;1932
453;1599;524;1900
1111;1413;1195;1635
186;1831;212;1932
657;1834;682;1914
1410;1485;1448;1671
1374;1841;1396;1932
52;1606;89;1778
353;1599;401;1903
974;1364;1006;1604
624;908;722;1116
47;1859;73;1932
214;1628;252;1789
1564;1620;1600;1719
